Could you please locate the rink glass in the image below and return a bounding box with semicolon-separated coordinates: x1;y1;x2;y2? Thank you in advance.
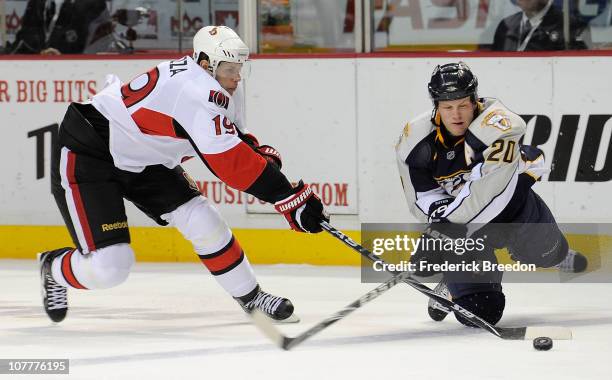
5;0;610;54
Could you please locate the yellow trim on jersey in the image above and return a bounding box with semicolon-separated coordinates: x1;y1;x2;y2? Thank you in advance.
477;101;484;113
434;126;448;148
434;169;471;181
523;155;545;165
434;122;464;148
524;171;541;181
434;110;441;126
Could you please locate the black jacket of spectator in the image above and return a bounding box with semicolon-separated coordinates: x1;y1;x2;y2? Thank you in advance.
9;0;114;54
10;0;54;53
47;0;113;54
492;5;587;51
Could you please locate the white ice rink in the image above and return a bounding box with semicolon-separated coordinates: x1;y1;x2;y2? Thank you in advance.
2;260;612;380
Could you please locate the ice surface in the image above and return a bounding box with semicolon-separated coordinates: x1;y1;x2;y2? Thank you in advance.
1;260;611;380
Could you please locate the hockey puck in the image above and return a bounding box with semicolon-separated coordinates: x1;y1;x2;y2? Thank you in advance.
533;337;553;351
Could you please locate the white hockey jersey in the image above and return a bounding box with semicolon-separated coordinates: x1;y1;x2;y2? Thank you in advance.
396;98;530;224
91;56;266;192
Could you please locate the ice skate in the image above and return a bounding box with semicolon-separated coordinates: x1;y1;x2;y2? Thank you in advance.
555;249;588;273
38;248;72;323
237;285;300;323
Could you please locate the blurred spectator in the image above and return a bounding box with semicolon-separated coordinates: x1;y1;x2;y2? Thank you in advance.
44;0;116;54
9;0;128;54
492;0;587;51
9;0;55;53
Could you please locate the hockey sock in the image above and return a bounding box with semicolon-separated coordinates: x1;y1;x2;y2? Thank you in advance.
51;248;88;289
197;235;258;298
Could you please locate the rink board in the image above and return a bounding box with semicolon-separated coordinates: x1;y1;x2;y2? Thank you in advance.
0;225;362;265
0;54;611;263
2;225;611;275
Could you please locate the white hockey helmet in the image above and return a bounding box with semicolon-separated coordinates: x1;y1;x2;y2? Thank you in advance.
192;26;249;77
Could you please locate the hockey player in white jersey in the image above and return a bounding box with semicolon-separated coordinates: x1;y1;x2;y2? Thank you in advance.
395;62;587;326
39;26;329;323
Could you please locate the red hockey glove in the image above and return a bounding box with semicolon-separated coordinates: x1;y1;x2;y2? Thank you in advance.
256;145;282;169
240;133;282;169
274;181;329;233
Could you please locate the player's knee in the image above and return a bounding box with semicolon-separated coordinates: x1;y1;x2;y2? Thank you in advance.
88;243;135;289
165;196;232;254
453;290;506;327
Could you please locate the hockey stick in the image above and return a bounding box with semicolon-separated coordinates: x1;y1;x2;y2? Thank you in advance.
321;221;572;341
251;270;410;350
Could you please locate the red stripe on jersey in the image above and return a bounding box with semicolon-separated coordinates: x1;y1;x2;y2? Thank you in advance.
131;108;184;138
61;250;87;289
66;151;96;252
202;142;267;191
200;238;244;274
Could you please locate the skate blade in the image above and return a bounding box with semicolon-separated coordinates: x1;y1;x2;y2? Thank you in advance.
274;313;300;324
247;311;300;324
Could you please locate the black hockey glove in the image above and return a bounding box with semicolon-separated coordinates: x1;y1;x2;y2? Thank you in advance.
274;180;329;233
427;198;454;223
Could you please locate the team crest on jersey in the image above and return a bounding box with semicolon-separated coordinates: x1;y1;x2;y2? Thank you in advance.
482;110;511;131
446;151;456;160
436;171;470;196
209;90;229;109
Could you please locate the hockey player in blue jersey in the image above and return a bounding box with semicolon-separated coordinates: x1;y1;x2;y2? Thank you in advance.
395;62;587;326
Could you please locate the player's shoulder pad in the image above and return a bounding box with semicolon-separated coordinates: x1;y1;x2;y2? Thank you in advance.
395;110;436;158
406;133;436;169
469;98;526;145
